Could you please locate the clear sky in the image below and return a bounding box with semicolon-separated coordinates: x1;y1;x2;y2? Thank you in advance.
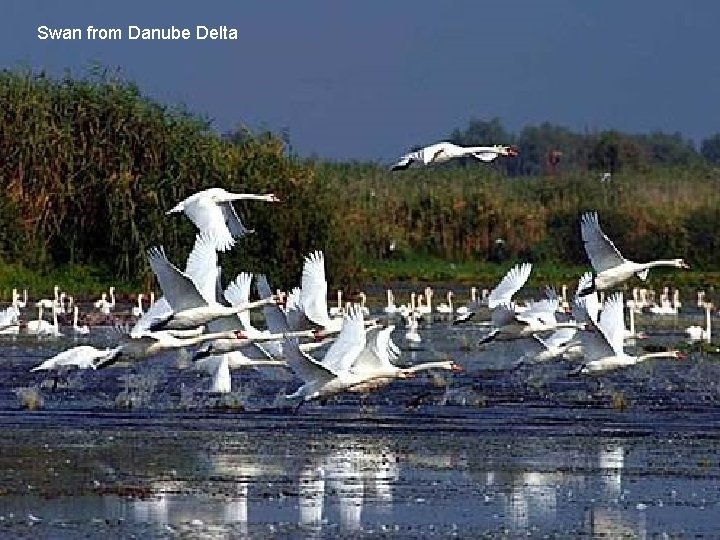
3;1;719;161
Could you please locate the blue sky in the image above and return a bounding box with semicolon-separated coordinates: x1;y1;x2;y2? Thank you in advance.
3;1;719;161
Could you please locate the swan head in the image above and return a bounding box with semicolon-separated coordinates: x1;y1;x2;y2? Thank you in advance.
495;145;519;157
264;193;281;202
675;259;690;269
450;362;464;373
674;350;688;361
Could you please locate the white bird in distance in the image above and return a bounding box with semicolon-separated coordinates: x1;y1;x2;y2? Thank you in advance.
391;141;518;171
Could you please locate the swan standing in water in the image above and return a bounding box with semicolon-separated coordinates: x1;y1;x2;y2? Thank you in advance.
686;303;713;343
574;292;685;374
578;212;689;295
72;306;90;335
132;294;144;317
390;142;518;170
166;187;280;252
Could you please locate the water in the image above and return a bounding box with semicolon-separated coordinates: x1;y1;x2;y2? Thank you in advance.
0;301;719;536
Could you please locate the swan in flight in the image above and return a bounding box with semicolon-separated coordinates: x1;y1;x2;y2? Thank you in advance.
390;142;518;170
31;345;123;372
578;212;689;295
145;236;276;331
480;287;583;344
166;187;280;252
284;306;405;407
574;292;685;374
454;263;531;325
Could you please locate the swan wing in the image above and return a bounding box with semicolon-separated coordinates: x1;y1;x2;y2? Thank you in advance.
390;153;414;171
351;327;389;373
285;288;311;331
130;297;172;336
182;197;235;252
580;212;627;274
284;337;337;383
320;305;366;374
224;272;253;331
300;251;331;327
598;292;626;356
574;272;600;322
488;263;532;309
184;233;220;305
491;303;517;327
256;275;291;334
147;246;207;312
219;201;254;238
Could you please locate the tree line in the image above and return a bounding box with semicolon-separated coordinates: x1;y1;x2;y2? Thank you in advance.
1;68;719;292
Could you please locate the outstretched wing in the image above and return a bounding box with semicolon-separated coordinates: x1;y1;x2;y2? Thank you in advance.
300;251;331;327
284;337;337;383
320;305;366;374
184;233;220;305
488;263;532;309
580;212;627;274
256;275;291;334
597;292;625;357
147;246;207;312
471;151;499;162
219;201;254;238
224;272;253;331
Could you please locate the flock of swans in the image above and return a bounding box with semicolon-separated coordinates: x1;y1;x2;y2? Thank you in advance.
3;181;715;409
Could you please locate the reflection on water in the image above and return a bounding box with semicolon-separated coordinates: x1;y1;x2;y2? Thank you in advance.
1;426;718;537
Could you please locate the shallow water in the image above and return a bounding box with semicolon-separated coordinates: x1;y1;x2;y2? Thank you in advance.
1;302;719;537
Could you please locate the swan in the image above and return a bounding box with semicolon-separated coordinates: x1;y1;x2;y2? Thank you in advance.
300;251;345;332
72;306;90;335
36;286;59;309
27;305;62;336
480;288;583;344
328;290;343;318
166;187;280;252
145;236;276;331
578;212;689;295
12;288;27;309
686;303;712;343
574;292;685;374
455;263;531;326
357;292;370;317
383;289;398;315
283;306;410;407
404;311;421;343
453;287;477;322
132;294;144;317
390;142;518;170
94;292;111;314
31;345;123;372
435;291;454;316
0;304;20;334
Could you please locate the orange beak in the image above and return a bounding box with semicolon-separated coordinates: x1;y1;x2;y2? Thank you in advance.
676;351;688;361
451;362;464;373
234;330;246;339
506;146;519;157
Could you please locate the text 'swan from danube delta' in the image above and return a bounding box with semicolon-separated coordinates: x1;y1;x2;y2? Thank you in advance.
37;25;238;40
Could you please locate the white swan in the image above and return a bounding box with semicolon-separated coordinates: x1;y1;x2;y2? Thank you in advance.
300;251;345;332
283;306;410;406
31;345;123;372
579;212;689;294
145;236;275;331
575;292;685;374
196;351;289;394
328;290;343;318
72;306;90;335
0;304;20;334
36;285;59;309
132;294;144;317
686;303;712;343
383;289;398;315
404;311;421;343
12;288;27;309
435;291;454;316
166;187;280;252
391;142;518;170
26;305;62;336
